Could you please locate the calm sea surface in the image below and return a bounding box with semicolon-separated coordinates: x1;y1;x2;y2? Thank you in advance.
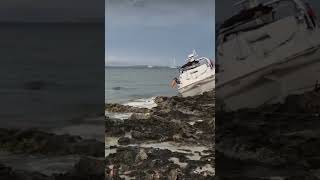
0;23;104;175
105;66;179;104
0;24;104;139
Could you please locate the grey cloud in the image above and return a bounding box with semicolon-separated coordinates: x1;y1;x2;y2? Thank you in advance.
106;0;214;27
106;0;215;66
0;0;104;22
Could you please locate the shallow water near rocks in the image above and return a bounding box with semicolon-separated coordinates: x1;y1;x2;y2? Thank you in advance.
0;151;80;175
130;141;211;160
194;164;215;175
119;174;136;180
123;97;157;109
105;137;212;161
105;112;133;120
169;157;188;168
105;136;120;157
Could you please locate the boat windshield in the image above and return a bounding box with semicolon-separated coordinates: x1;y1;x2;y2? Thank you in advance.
180;59;210;73
218;0;300;42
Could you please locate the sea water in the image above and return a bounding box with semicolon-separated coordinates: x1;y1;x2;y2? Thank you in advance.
105;66;179;107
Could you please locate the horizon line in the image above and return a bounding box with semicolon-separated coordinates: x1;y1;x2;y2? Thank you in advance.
0;20;104;24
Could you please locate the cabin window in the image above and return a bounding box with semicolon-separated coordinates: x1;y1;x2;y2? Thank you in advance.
218;0;301;44
271;0;298;21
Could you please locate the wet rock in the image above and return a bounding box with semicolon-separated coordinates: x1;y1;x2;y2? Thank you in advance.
172;134;182;141
131;130;144;139
0;156;104;180
0;128;104;157
168;168;179;180
105;116;125;136
130;113;151;120
105;103;150;113
67;157;104;178
105;90;215;179
118;137;133;145
135;149;148;162
216;90;320;179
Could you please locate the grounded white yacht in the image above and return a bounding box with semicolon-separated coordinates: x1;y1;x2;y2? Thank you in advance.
172;50;215;97
216;0;320;111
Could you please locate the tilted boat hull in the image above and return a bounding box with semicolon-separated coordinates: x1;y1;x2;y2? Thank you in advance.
176;51;215;97
216;0;320;111
179;75;215;97
216;47;320;111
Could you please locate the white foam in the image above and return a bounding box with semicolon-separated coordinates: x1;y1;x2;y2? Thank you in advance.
188;119;204;126
105;149;117;157
105;112;132;120
105;137;120;147
188;122;196;126
105;137;120;157
129;142;210;161
124;97;157;109
194;164;215;176
119;175;136;180
169;157;188;168
106;140;211;160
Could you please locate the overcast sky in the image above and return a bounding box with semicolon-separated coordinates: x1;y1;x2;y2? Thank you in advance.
0;0;103;22
105;0;215;66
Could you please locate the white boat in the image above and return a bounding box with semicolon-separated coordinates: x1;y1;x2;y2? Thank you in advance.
147;65;153;68
172;50;215;97
216;0;320;111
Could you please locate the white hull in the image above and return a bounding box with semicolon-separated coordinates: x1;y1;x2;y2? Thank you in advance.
176;52;215;97
216;48;320;111
179;75;215;97
216;0;320;111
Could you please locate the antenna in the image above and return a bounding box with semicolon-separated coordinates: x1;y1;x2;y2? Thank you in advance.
193;49;198;58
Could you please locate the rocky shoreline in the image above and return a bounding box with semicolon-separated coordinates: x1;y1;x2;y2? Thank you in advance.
105;91;215;179
0;128;105;180
215;90;320;180
106;89;320;179
3;88;317;179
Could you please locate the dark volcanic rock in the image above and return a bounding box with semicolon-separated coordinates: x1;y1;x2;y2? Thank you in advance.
0;163;49;180
154;91;215;118
105;90;215;179
105;103;150;113
106;146;214;180
0;128;104;157
65;157;104;179
0;156;104;180
105;116;125;136
216;90;320;179
118;137;134;145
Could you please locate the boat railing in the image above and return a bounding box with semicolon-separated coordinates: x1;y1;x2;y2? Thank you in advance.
179;57;213;73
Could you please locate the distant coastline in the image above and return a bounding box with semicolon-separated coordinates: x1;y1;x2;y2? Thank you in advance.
105;65;180;68
0;20;104;25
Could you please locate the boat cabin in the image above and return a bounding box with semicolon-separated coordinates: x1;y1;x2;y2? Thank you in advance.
218;0;318;44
